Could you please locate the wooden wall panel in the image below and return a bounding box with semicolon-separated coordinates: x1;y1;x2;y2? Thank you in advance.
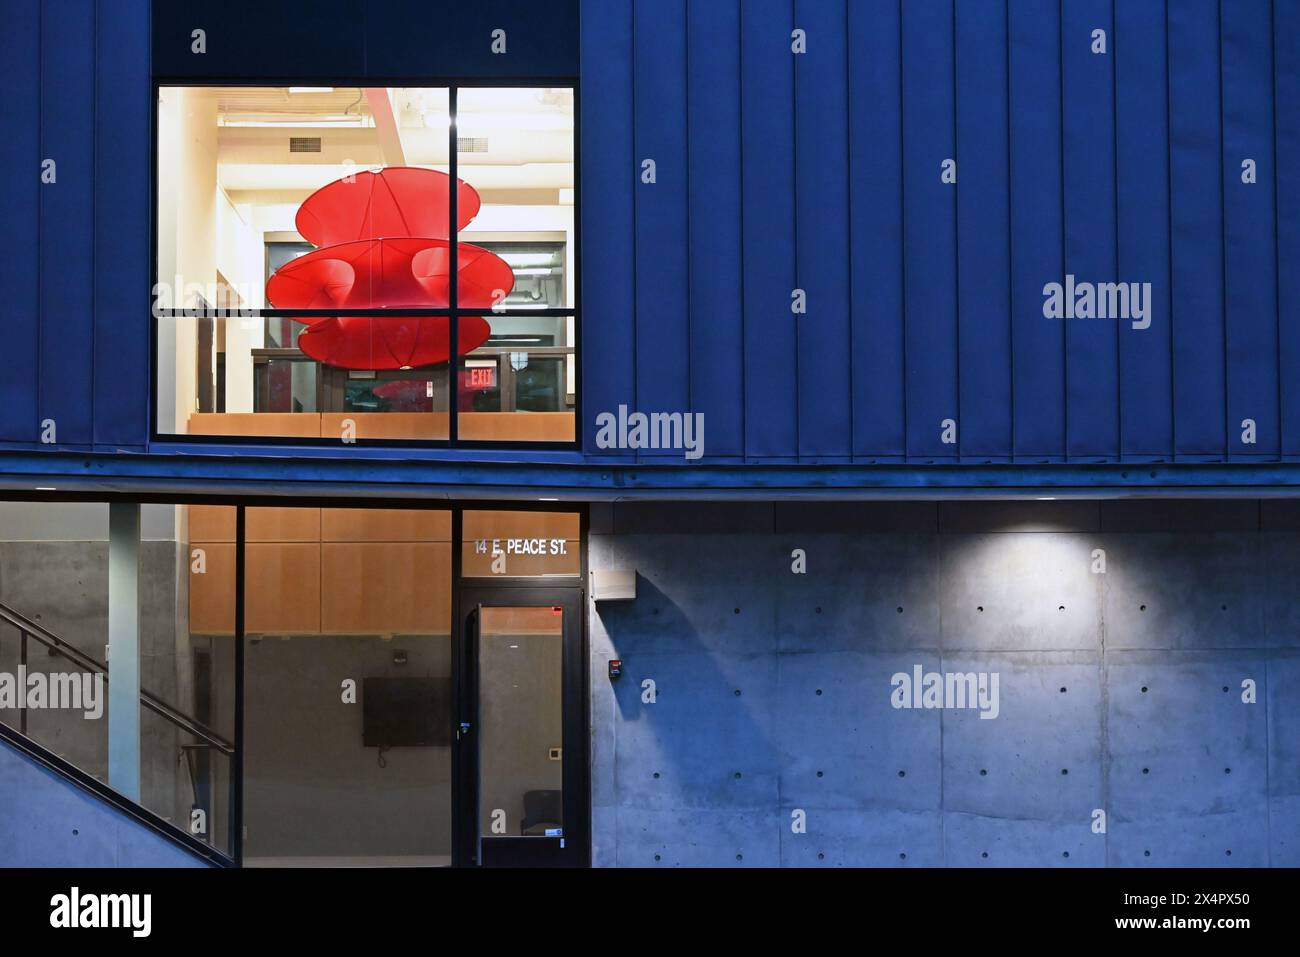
244;543;321;635
187;505;236;543
320;542;451;635
190;507;459;635
189;411;574;443
458;412;574;442
318;412;446;441
322;508;451;542
246;507;320;543
188;541;235;635
187;412;322;436
480;605;565;636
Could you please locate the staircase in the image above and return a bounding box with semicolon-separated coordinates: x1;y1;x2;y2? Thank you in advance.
0;600;233;867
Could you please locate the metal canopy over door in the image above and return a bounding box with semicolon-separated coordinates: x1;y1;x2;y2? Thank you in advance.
457;585;586;867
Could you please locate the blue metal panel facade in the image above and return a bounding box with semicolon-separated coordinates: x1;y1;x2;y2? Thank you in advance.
583;0;1298;467
0;0;1297;483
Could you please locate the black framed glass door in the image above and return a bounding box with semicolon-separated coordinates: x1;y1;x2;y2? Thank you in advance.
456;585;586;867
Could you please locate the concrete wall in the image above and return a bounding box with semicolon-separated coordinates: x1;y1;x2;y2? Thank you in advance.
588;500;1300;867
0;738;208;867
0;504;203;836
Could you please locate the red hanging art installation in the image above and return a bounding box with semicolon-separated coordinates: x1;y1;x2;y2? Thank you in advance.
266;167;514;369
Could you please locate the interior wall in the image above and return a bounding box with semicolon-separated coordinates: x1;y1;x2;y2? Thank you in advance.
239;633;453;862
589;500;1300;867
215;188;265;413
478;627;564;836
0;517;199;834
156;87;219;434
188;506;454;636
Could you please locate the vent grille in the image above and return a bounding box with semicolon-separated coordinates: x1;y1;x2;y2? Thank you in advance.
289;136;322;153
457;136;489;153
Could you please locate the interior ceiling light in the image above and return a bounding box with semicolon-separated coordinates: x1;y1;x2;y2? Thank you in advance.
266;167;513;370
288;87;335;94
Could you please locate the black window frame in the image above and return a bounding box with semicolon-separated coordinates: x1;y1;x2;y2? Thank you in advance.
149;77;581;452
0;491;590;868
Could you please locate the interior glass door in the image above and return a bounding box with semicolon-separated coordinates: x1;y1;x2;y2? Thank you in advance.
460;587;584;866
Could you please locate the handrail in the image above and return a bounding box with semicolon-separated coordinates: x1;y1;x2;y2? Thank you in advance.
0;600;234;756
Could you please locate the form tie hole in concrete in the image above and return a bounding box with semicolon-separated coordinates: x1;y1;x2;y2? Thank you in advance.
734;771;742;779
977;605;984;613
654;854;661;862
818;852;825;860
1223;686;1230;693
734;689;742;697
1221;604;1228;611
1224;767;1232;774
733;607;741;615
980;769;988;776
817;770;824;778
815;688;823;696
1143;767;1150;774
653;772;660;779
1140;604;1147;612
815;607;822;614
898;770;906;778
1060;686;1067;693
896;606;904;614
1058;605;1065;612
1061;768;1069;775
1225;850;1232;856
899;852;907;860
1141;686;1149;693
72;829;79;836
736;853;743;861
982;851;988;859
1144;850;1151;857
1062;851;1070;859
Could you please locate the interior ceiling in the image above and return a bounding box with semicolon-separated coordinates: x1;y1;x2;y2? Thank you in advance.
213;87;573;195
216;86;373;124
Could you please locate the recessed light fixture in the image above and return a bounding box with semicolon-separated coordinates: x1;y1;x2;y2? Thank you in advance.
35;486;57;492
288;87;335;94
538;497;559;502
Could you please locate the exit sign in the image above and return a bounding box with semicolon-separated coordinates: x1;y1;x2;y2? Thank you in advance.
463;365;496;389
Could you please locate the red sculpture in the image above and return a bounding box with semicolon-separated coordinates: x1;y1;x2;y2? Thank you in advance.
266;167;513;369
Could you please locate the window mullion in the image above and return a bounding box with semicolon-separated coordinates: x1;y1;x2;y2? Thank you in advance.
448;85;460;444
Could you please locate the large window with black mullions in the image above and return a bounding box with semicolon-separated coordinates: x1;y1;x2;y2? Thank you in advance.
154;85;576;445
